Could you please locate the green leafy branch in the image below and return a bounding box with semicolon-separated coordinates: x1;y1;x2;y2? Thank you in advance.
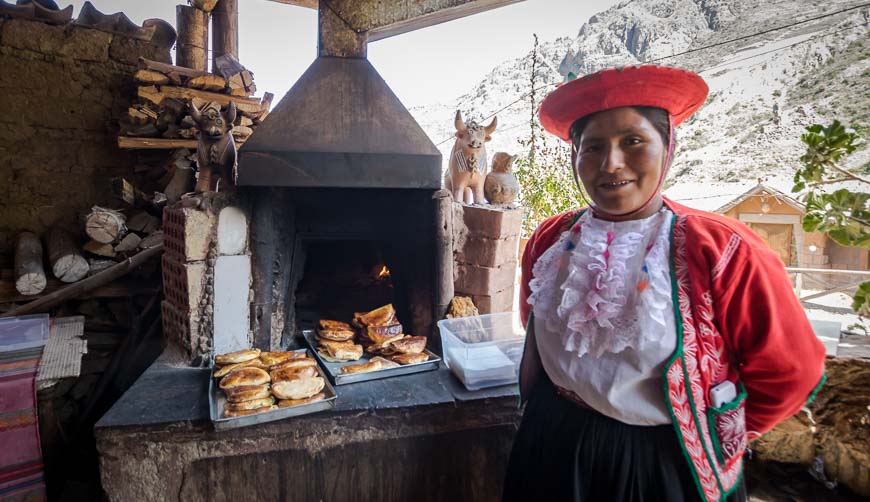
792;120;869;315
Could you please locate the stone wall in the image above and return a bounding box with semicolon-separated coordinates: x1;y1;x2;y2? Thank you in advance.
0;17;171;253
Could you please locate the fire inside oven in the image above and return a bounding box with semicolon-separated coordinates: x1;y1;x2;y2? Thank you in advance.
291;238;407;332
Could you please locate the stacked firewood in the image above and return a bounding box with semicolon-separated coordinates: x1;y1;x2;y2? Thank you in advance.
121;56;273;144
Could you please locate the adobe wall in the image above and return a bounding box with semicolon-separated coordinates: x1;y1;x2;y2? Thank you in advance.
0;17;171;253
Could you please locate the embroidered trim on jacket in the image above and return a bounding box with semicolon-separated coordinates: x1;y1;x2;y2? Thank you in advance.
711;233;742;281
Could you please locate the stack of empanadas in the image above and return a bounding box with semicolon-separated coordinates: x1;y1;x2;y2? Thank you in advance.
315;319;363;362
214;348;326;418
332;304;430;374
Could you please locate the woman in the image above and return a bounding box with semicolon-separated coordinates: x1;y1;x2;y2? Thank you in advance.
503;65;826;502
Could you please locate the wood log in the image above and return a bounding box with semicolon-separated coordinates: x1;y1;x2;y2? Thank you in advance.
257;92;275;122
14;232;46;295
138;105;159;120
0;245;164;317
126;211;161;234
112;178;150;208
212;1;239;72
139;231;164;250
134;69;170;86
238;116;253;127
138;85;163;106
0;271;159;304
127;107;151;125
231;125;253;138
46;228;88;283
137;86;265;116
118;137;248;150
83;240;117;258
188;74;227;92
176;5;208;72
138;57;208;84
191;0;218;13
163;167;194;203
114;234;142;253
85;207;126;244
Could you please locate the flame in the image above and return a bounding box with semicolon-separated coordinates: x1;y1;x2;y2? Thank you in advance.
377;265;390;280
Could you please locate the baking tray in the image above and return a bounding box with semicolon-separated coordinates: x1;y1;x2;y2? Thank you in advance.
209;348;337;431
301;329;441;385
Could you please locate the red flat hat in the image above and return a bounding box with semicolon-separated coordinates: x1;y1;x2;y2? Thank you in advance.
539;65;708;141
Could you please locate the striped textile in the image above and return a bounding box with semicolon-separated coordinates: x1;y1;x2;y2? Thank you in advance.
0;346;46;502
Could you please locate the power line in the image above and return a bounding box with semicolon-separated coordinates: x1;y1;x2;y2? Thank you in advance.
432;4;869;147
646;2;870;63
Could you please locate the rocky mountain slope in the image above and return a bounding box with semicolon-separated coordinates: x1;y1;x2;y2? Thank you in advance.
411;0;870;184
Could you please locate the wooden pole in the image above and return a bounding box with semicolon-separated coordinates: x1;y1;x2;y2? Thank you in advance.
212;0;239;71
14;232;47;295
176;5;209;71
1;245;163;317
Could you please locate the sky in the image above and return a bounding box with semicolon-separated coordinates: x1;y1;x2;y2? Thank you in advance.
64;0;620;107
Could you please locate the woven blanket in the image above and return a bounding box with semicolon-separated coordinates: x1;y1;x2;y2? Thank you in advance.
0;346;46;501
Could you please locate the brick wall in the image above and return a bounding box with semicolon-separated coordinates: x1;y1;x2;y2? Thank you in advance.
0;17;171;253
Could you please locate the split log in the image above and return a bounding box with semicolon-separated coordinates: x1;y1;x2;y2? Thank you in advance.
126;211;161;234
134;69;170;86
83;240;117;258
138;85;163;106
137;86;265;116
212;2;239;71
163;167;194;203
238;116;253;127
176;5;208;72
0;244;164;318
138;57;209;84
14;232;46;295
46;228;88;283
139;231;164;250
188;74;227;92
257;92;274;122
127;107;151;125
112;178;150;208
114;233;142;253
85;207;126;244
231;125;253;139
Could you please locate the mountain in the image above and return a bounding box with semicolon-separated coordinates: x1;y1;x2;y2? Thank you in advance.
410;0;870;184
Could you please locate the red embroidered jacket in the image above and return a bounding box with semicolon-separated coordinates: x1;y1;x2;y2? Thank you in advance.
518;198;826;502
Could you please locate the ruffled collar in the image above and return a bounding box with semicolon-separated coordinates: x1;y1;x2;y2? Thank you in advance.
528;208;674;358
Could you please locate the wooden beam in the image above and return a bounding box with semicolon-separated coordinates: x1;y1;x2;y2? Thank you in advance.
212;0;239;70
176;5;209;71
118;137;245;150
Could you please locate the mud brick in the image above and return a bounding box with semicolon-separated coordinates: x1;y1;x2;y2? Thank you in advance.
162;255;206;312
161;301;201;356
453;204;522;240
454;234;520;268
163;205;216;262
454;260;518;297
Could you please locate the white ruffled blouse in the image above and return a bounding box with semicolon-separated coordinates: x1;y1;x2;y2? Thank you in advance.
529;208;677;426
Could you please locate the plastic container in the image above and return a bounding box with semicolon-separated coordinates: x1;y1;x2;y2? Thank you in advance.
0;314;50;352
437;312;525;391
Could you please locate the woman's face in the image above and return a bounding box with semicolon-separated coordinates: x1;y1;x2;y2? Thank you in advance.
574;107;666;219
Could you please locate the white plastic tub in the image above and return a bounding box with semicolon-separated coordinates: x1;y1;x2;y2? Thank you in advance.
437;312;525;391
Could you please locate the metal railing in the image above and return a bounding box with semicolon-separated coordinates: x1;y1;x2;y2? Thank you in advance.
785;267;870;301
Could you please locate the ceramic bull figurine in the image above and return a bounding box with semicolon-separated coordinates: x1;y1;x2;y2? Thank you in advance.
190;101;237;193
444;110;497;204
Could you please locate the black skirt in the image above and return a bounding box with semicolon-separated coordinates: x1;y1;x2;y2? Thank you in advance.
503;379;746;502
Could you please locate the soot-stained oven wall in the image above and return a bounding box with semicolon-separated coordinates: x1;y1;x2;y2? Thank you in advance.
247;187;453;352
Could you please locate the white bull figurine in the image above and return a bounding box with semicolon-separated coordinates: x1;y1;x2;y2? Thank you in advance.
444;110;497;204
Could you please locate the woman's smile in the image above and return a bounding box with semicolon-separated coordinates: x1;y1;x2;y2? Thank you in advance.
573;107;667;219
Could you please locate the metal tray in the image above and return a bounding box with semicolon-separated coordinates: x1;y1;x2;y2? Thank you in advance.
209;348;337;431
302;329;441;386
